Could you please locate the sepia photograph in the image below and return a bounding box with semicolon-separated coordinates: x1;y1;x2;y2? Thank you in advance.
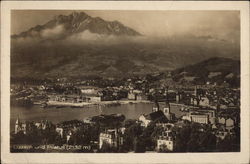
1;1;250;164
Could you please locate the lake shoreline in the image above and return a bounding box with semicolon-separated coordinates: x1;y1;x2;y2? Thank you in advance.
10;102;186;132
45;100;152;108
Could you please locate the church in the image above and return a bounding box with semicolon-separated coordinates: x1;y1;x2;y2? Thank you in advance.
14;118;27;134
139;98;175;127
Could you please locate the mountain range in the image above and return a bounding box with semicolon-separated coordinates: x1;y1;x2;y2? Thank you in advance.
12;12;141;39
11;12;240;80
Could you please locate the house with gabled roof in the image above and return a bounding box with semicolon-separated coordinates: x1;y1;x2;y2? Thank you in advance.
139;110;168;127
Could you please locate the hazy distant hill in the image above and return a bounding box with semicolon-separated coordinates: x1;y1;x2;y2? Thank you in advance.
11;12;240;80
172;57;240;86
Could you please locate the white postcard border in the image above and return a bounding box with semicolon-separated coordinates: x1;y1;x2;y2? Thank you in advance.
1;1;249;164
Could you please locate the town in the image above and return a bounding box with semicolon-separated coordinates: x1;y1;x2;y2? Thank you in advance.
10;73;240;153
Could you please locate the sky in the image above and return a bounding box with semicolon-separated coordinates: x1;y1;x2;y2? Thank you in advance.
11;10;240;42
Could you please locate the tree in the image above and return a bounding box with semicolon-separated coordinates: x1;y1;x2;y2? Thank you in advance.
158;144;170;153
134;137;146;153
141;122;161;151
99;141;116;153
186;132;200;152
41;122;57;144
174;123;192;152
11;131;27;144
123;121;143;151
54;135;65;146
217;133;239;152
199;130;216;152
25;123;43;147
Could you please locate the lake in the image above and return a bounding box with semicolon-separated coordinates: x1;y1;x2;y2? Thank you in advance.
10;103;186;131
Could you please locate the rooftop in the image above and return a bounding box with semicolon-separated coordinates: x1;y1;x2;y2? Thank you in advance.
145;110;168;122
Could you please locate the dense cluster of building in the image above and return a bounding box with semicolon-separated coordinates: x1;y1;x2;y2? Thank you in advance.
11;74;240;152
12;93;240;152
11;74;240;109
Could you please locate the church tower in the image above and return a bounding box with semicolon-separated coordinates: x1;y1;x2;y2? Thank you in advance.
163;87;174;121
15;117;20;134
163;101;171;118
152;98;160;112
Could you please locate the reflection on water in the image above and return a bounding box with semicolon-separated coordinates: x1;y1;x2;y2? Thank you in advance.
10;103;185;131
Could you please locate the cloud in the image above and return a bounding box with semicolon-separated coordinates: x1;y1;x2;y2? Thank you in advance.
12;36;40;46
41;25;65;39
64;30;147;45
67;30;102;41
12;25;66;46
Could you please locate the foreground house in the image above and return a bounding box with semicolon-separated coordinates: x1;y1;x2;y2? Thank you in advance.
99;129;124;150
157;123;175;152
157;135;175;152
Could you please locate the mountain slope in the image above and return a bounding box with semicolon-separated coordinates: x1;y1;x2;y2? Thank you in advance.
11;12;240;80
172;57;240;86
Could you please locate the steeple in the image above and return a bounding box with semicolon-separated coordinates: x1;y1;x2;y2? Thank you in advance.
153;98;160;112
165;87;170;112
15;116;20;125
15;116;20;134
